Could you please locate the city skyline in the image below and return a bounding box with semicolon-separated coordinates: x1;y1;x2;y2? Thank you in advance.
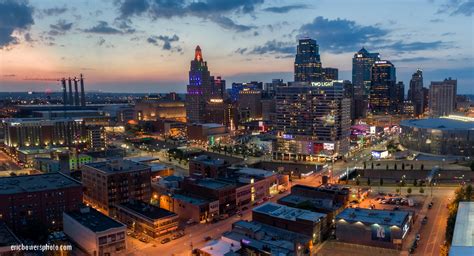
1;0;473;93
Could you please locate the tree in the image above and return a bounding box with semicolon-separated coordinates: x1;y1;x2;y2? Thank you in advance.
419;187;424;194
371;162;374;170
466;184;473;201
364;162;366;169
396;188;400;193
386;164;389;170
394;164;397;170
402;163;405;170
421;164;424;171
356;178;360;186
411;164;414;170
407;187;412;195
379;178;384;186
367;178;371;186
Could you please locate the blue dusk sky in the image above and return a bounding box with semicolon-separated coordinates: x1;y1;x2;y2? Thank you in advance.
0;0;473;93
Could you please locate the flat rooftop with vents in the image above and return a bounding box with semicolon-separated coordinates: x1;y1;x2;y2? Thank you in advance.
64;207;125;233
253;202;326;223
450;202;474;256
336;208;410;227
0;172;81;194
84;159;150;174
117;201;177;221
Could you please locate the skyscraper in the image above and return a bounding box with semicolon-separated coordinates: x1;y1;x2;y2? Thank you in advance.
273;81;350;161
352;48;380;118
408;69;425;116
186;46;211;123
369;60;396;114
294;38;322;82
429;78;457;117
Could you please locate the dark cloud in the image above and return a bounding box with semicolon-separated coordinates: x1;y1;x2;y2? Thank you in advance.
240;40;295;55
298;16;388;53
42;7;67;16
24;33;33;42
50;19;73;33
97;38;106;46
118;0;149;18
391;56;434;62
263;4;308;13
383;40;450;52
210;16;254;32
83;21;123;34
437;0;473;16
115;0;262;32
147;34;180;51
0;0;34;48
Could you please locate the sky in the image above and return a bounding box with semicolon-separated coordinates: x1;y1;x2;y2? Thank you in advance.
0;0;473;93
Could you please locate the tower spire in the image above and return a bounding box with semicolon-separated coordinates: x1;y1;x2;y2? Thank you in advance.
195;45;202;61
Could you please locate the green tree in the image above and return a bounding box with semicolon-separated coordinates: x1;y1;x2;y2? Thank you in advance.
394;164;397;170
367;177;371;186
379;178;384;186
356;178;360;186
421;164;424;171
407;187;412;195
419;187;424;193
396;188;400;193
413;179;417;187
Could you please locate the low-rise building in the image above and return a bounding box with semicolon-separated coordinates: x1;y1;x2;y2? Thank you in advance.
189;155;230;178
0;223;21;256
63;207;127;256
335;208;412;249
290;184;350;207
187;123;228;143
450;202;474;255
252;202;327;245
116;200;178;238
159;193;219;223
181;178;236;214
0;173;83;232
228;220;314;255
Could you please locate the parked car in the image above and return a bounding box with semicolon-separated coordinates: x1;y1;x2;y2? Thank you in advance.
161;238;171;244
171;233;185;240
422;216;428;224
139;236;149;243
416;234;421;241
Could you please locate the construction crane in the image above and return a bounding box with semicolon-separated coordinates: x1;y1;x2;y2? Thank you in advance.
23;77;61;81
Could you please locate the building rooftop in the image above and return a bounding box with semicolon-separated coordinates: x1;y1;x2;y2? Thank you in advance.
201;123;225;128
124;156;160;163
65;207;125;233
117;201;177;221
200;236;242;256
450;202;474;256
192;155;227;166
85;159;150;174
0;223;20;247
236;167;275;178
400;117;474;130
278;194;337;211
0;173;81;195
196;178;234;190
172;193;209;205
253;202;326;223
336;208;410;227
292;184;350;195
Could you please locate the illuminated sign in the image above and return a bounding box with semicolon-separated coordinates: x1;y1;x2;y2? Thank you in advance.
370;126;376;134
282;134;293;139
371;225;391;241
323;143;334;150
210;99;223;103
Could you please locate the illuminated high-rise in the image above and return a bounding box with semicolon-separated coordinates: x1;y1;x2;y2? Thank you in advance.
369;60;396;114
273;81;350;161
294;38;322;82
429;78;457;117
352;48;380;118
408;69;425;116
186;45;211;123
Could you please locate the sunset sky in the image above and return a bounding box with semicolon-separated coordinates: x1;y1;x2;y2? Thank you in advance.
0;0;473;93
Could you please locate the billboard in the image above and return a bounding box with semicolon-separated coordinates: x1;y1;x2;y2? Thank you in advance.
371;225;391;242
323;143;335;151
